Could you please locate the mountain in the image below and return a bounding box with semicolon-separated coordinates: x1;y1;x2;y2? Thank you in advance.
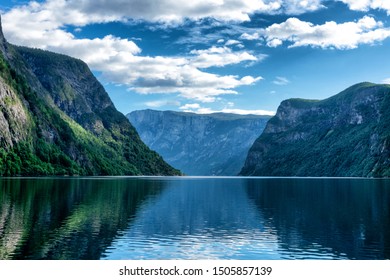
0;16;180;176
127;109;270;175
240;82;390;177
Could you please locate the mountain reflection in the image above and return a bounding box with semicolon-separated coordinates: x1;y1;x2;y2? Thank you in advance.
245;178;390;259
0;178;165;259
1;177;389;260
103;178;280;259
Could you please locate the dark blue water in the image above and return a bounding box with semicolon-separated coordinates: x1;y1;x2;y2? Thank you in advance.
0;177;389;260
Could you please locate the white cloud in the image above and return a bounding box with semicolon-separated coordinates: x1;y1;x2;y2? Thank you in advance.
262;16;390;49
68;0;271;23
277;0;324;14
225;39;242;46
131;65;263;103
2;0;270;28
240;32;260;40
145;100;181;108
190;46;259;68
267;38;283;47
180;99;275;116
180;105;275;115
2;2;263;104
338;0;390;14
51;36;142;65
179;103;201;111
219;108;276;115
103;55;263;102
381;78;390;84
78;0;325;22
273;76;290;85
2;0;328;38
111;59;263;103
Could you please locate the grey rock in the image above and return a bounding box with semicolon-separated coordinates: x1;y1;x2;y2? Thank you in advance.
240;82;390;177
128;110;270;175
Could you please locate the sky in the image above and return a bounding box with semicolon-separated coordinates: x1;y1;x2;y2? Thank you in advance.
1;0;390;116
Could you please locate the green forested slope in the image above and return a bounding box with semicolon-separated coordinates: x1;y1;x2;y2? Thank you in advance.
240;83;390;177
0;17;180;176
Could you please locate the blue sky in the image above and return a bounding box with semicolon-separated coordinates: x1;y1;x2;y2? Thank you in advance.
1;0;390;115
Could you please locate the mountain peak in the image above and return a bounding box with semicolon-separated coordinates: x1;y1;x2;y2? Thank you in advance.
240;83;390;177
0;14;6;55
0;17;180;176
0;14;4;42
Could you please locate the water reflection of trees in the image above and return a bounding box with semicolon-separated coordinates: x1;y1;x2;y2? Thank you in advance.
245;178;390;260
0;178;165;259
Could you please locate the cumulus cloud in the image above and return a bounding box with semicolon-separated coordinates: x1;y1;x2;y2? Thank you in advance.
190;46;259;68
2;0;267;28
267;38;283;47
97;53;262;103
240;32;260;40
5;0;389;108
179;103;201;111
338;0;390;14
94;47;263;103
131;65;262;103
2;0;328;37
261;16;390;49
67;0;325;23
67;0;270;23
2;1;263;103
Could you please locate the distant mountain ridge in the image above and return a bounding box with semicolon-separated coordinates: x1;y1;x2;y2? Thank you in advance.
128;109;270;175
240;82;390;177
0;16;180;176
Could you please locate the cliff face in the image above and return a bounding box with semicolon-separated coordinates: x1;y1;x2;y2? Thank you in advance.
128;110;270;175
16;47;113;132
0;16;180;176
0;77;31;148
240;83;390;177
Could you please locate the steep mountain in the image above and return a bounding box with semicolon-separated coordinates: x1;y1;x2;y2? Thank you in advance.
128;110;270;175
0;16;180;176
240;82;390;177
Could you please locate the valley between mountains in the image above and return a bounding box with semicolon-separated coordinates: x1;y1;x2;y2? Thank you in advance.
1;14;390;177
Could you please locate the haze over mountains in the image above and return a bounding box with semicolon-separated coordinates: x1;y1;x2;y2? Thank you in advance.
0;16;179;176
128;110;270;175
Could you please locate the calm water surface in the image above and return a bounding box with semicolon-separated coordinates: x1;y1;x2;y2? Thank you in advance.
0;177;389;260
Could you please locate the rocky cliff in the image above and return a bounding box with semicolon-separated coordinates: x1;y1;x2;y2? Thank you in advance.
0;16;180;176
240;82;390;177
128;110;270;175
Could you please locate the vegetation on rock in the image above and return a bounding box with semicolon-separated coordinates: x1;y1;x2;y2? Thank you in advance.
0;17;180;176
240;83;390;177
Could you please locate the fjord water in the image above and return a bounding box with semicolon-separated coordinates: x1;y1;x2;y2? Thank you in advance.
0;177;389;260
